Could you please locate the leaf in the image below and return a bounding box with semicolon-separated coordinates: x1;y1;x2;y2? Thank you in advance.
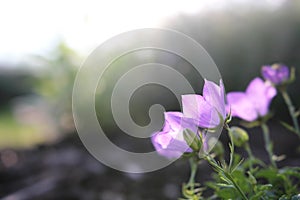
280;121;299;134
247;171;257;185
216;188;237;199
216;183;235;188
256;168;278;180
220;175;232;185
240;120;261;128
279;167;300;179
258;184;273;190
231;158;244;173
242;157;266;168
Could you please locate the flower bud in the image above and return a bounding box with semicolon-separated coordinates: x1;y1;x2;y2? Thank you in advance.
183;129;202;151
211;141;224;157
229;126;249;147
261;64;290;85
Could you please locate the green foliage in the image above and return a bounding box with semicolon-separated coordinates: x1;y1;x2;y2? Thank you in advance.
0;110;45;148
180;183;205;200
196;141;300;200
181;122;300;200
33;42;80;133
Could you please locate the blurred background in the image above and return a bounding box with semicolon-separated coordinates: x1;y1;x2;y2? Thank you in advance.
0;0;300;199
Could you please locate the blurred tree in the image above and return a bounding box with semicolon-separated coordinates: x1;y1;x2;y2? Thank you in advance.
33;42;81;134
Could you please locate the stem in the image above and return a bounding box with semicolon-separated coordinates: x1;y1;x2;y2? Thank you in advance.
225;124;234;170
244;143;254;172
205;155;248;200
226;126;248;200
187;157;198;189
281;90;300;136
261;123;277;168
225;172;248;200
229;135;234;170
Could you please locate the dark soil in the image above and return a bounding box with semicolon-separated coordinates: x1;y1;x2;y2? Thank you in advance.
0;122;299;200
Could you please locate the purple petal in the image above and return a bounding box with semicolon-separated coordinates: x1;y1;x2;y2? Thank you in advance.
151;112;198;158
275;64;290;83
163;112;183;132
262;64;289;85
203;79;226;119
163;112;197;133
182;94;220;128
151;130;192;159
246;77;277;116
227;92;258;121
262;65;276;83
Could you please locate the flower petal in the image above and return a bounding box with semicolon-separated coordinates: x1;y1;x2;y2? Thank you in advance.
151;111;199;158
151;130;192;159
163;112;183;132
203;79;226;118
246;77;277;116
163;112;197;139
227;92;258;121
262;64;289;85
182;94;220;128
262;65;277;83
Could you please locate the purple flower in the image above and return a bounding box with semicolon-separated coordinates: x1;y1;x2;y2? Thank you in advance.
151;79;226;158
227;77;277;122
262;64;290;85
182;79;226;128
151;112;197;158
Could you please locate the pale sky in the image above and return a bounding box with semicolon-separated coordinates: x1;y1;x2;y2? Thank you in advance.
0;0;285;65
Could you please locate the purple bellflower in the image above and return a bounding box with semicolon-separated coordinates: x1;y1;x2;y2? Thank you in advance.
227;77;277;122
261;64;290;85
152;79;226;158
182;79;226;129
151;112;197;158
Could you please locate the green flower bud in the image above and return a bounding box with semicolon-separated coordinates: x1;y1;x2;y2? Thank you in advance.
229;126;249;147
183;129;202;151
212;141;224;157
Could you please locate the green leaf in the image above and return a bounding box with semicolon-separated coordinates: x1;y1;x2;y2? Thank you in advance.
216;188;237;199
247;171;257;185
242;157;266;169
231;158;244;173
240;120;261;128
279;167;300;179
216;183;235;188
256;168;278;180
280;120;299;134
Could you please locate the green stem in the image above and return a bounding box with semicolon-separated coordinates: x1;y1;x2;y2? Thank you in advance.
225;172;248;200
205;155;248;200
261;123;277;168
227;126;248;200
281;90;300;136
187;157;198;189
225;124;234;170
244;143;254;172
